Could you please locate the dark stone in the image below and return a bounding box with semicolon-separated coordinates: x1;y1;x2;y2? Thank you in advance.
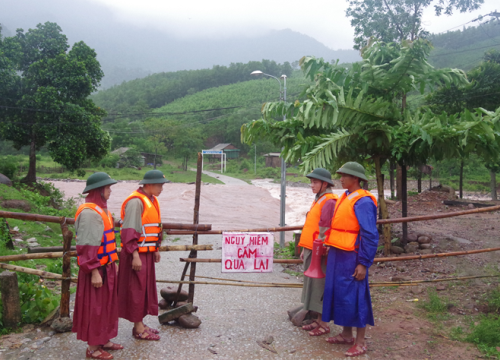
404;244;419;253
418;236;432;244
50;317;73;333
287;305;303;321
391;276;410;282
408;241;419;246
158;299;170;310
419;243;431;250
436;284;446;291
177;314;201;328
291;309;309;326
160;286;188;302
0;200;31;212
407;234;418;242
410;286;424;295
0;174;12;187
420;249;432;255
391;246;404;254
158;303;194;324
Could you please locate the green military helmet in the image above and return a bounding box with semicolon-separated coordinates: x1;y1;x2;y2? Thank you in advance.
139;170;170;185
82;172;118;194
306;168;335;186
336;161;368;181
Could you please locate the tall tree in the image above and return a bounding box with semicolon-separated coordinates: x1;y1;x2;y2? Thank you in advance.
0;22;110;183
242;39;469;254
346;0;484;50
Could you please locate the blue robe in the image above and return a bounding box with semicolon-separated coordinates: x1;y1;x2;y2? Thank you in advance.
321;194;379;328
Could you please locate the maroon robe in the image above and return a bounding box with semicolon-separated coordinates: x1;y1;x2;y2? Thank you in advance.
117;189;159;322
72;245;119;345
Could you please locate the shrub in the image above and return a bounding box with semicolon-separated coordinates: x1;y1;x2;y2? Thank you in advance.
466;315;500;358
0;156;18;180
99;154;120;168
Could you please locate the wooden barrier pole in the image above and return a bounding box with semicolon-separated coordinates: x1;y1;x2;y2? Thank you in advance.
188;152;202;304
180;246;500;264
167;205;500;235
0;262;76;282
0;210;211;231
59;221;73;318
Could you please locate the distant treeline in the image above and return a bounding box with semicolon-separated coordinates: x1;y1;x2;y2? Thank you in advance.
429;20;500;50
91;59;293;113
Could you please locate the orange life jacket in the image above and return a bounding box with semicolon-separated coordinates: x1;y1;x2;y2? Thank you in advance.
75;203;118;266
121;190;162;253
299;193;338;250
326;189;378;251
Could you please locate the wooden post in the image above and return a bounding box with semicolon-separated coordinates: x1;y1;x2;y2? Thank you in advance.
0;271;21;328
59;221;73;318
490;170;497;201
188;153;203;303
389;161;395;199
401;164;408;246
459;159;464;199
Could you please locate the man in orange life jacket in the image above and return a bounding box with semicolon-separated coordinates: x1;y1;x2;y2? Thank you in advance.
73;172;122;359
298;168;338;336
321;162;379;358
118;170;169;341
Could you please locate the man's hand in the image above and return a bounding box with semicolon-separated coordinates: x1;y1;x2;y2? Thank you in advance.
300;249;304;261
154;251;161;263
352;264;367;281
132;251;142;271
91;269;103;288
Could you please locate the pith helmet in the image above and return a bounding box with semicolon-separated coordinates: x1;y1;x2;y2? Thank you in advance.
82;172;117;193
139;170;170;185
336;162;368;181
306;168;335;186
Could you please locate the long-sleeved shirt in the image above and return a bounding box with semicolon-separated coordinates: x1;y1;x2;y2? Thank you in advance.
353;195;379;268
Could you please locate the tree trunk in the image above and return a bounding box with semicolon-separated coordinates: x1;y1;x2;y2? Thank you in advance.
491;170;497;201
23;136;37;184
374;157;392;256
459;160;464;199
401;164;408;247
429;170;432;189
396;164;403;200
389;160;395;199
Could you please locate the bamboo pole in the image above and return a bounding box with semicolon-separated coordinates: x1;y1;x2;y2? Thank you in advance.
0;252;65;262
180;258;303;264
167;205;500;235
188;152;202;304
180;246;500;264
371;274;499;286
0;210;211;231
28;246;76;254
195;275;301;285
0;263;76;283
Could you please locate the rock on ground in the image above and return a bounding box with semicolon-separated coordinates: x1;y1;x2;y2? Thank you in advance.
0;173;12;186
160;286;188;302
177;314;201;328
50;317;73;333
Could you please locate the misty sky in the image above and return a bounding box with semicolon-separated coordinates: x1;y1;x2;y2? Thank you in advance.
89;0;500;49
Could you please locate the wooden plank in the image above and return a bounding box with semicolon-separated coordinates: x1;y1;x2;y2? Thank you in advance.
158;303;194;323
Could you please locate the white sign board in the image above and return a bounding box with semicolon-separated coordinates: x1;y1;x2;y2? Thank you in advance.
202;150;223;155
221;232;274;273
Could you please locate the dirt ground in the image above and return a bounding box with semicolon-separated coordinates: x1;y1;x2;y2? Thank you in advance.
1;180;499;359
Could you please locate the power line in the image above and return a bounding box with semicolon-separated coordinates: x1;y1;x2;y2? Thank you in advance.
431;41;500;58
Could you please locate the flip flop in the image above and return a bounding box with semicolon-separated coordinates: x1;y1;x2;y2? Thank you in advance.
345;344;367;357
326;333;355;344
309;324;330;336
102;343;123;351
302;320;319;331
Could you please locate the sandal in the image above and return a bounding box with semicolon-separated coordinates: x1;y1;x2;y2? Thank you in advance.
309;324;330;336
102;342;123;351
132;327;160;341
326;333;355;344
345;344;367;357
143;324;159;334
86;348;113;359
302;320;319;331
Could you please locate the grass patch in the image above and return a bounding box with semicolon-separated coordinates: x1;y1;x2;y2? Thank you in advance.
419;288;452;321
273;241;297;259
466;315;500;359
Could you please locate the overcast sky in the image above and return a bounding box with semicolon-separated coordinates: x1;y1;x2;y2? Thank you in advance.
89;0;499;49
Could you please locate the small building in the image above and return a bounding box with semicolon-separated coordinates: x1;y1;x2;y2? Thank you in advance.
141;152;162;166
264;153;281;168
209;143;240;159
